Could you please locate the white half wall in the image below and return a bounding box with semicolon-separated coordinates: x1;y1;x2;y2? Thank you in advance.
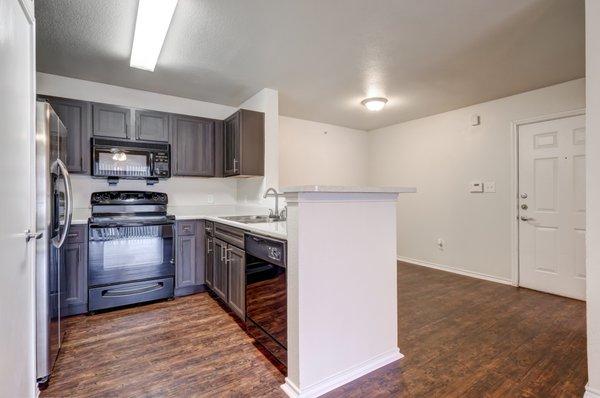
585;0;600;395
368;78;585;282
36;73;239;209
279;116;369;187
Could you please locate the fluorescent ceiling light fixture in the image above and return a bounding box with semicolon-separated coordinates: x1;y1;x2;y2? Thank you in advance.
361;97;388;111
130;0;178;71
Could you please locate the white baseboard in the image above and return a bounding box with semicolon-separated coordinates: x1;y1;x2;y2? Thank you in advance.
280;348;403;398
585;384;600;398
397;256;516;286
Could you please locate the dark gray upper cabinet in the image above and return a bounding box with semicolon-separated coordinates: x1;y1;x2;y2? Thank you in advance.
175;220;206;297
41;96;91;174
212;238;228;302
61;224;88;316
170;115;215;177
135;109;170;142
224;109;264;177
91;103;131;139
227;245;245;319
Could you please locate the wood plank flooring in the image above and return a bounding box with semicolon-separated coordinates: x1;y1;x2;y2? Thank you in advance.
42;262;587;397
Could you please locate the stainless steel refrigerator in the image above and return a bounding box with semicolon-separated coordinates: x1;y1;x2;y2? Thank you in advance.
35;100;73;387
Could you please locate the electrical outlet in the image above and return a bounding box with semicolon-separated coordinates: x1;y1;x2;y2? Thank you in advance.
484;181;496;193
437;238;445;250
207;194;214;204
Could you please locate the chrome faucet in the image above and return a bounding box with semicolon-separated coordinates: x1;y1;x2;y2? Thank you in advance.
263;187;282;219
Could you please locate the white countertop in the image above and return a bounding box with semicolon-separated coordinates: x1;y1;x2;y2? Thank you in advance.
71;205;287;240
281;185;417;193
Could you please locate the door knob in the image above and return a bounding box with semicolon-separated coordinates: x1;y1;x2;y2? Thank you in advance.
25;229;43;242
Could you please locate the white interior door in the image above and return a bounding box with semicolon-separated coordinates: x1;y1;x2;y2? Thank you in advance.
0;0;36;396
518;114;586;300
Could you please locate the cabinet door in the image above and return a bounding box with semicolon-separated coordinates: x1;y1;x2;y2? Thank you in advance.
45;97;91;174
62;242;88;316
176;234;197;289
212;238;228;301
135;109;169;142
92;103;131;139
171;115;215;176
205;235;214;289
227;245;245;320
223;112;240;176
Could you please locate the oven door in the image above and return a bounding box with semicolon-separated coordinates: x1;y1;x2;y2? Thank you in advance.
88;223;174;286
93;146;152;178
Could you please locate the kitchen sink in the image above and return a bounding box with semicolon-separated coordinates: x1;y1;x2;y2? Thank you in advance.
219;215;282;224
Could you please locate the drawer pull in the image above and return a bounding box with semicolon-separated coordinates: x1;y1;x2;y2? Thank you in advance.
101;282;163;297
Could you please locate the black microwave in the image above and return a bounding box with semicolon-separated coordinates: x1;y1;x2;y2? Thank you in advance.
91;138;171;180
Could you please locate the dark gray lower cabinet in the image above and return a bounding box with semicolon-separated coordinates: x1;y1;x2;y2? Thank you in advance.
212;238;228;302
61;224;88;316
175;220;206;296
227;245;245;319
205;235;214;289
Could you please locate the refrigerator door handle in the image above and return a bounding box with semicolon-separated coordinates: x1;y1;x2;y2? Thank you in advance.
51;159;73;249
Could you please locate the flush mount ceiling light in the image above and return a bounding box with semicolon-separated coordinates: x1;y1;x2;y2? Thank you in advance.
130;0;178;71
361;97;388;112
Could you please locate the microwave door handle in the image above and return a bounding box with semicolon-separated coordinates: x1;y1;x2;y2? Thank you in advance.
52;159;73;248
149;152;154;177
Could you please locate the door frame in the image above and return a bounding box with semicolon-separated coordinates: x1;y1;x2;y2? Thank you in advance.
510;108;586;288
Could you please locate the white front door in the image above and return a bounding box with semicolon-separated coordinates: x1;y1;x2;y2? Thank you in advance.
0;0;36;396
518;114;586;300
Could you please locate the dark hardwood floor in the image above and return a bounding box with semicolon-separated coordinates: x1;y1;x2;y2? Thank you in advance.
42;262;587;397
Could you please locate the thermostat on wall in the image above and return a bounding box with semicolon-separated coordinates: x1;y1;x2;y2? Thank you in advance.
469;181;484;193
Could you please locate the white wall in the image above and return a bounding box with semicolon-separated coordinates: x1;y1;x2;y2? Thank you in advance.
585;1;600;396
368;79;586;282
37;73;240;209
279;116;369;187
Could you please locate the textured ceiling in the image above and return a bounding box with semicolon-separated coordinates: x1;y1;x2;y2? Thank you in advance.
36;0;585;130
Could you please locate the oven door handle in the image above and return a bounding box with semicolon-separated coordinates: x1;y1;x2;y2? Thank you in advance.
102;282;164;297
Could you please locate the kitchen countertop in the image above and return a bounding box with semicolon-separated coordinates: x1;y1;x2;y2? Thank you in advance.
70;205;287;240
282;185;417;193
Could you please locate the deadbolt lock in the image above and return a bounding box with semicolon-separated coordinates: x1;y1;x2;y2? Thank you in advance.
520;193;528;199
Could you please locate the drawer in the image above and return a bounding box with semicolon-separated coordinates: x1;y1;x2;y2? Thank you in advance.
88;277;174;311
205;221;214;236
177;220;196;236
66;225;86;243
214;222;244;249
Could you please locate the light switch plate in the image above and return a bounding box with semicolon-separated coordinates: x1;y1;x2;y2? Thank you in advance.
207;194;214;204
469;181;484;193
484;181;496;193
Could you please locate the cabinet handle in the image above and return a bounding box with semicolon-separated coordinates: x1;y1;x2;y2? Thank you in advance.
220;246;226;261
207;238;212;253
233;158;238;173
225;247;233;263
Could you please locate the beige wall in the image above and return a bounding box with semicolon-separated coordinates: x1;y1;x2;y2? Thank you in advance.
368;79;585;282
585;0;600;395
279;116;369;187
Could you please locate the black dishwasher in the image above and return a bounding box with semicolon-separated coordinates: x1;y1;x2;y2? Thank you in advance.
245;234;287;366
